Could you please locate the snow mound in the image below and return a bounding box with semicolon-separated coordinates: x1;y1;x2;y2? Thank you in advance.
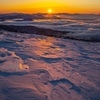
0;48;29;73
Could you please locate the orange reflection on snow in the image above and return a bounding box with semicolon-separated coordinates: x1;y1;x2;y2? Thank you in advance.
34;37;61;58
23;36;64;58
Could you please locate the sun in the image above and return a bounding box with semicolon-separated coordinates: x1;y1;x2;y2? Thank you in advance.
48;9;52;13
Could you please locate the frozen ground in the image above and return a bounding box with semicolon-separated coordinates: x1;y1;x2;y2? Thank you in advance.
0;30;100;100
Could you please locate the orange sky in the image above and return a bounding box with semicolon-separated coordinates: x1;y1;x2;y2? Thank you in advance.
0;0;100;14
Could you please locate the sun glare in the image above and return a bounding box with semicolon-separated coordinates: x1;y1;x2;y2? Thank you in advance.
48;9;52;13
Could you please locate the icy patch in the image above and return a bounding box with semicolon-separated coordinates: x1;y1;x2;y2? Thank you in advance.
0;48;29;73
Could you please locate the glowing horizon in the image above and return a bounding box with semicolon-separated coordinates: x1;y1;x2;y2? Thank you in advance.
0;0;100;14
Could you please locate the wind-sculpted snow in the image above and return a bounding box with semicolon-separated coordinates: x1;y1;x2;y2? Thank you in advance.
0;48;29;74
0;31;100;100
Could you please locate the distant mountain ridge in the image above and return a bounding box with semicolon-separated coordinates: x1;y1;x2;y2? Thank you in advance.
0;13;100;21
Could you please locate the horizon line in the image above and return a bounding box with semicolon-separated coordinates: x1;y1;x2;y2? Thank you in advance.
0;12;100;15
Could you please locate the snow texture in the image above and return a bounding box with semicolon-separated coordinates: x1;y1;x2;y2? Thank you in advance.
0;30;100;100
0;48;29;73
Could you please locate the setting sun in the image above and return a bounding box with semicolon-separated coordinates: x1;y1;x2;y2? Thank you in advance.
0;0;100;14
48;9;52;13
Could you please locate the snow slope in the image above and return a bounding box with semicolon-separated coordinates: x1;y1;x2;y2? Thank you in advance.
0;30;100;100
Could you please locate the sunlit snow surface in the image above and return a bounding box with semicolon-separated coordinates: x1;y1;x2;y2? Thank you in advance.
0;48;29;73
0;30;100;100
0;15;100;41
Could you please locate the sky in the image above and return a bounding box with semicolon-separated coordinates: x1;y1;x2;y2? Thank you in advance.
0;0;100;14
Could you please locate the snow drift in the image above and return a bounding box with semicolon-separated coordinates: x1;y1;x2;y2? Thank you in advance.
0;48;29;73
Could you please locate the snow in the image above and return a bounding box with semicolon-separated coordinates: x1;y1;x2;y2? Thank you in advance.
0;48;29;73
0;30;100;100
